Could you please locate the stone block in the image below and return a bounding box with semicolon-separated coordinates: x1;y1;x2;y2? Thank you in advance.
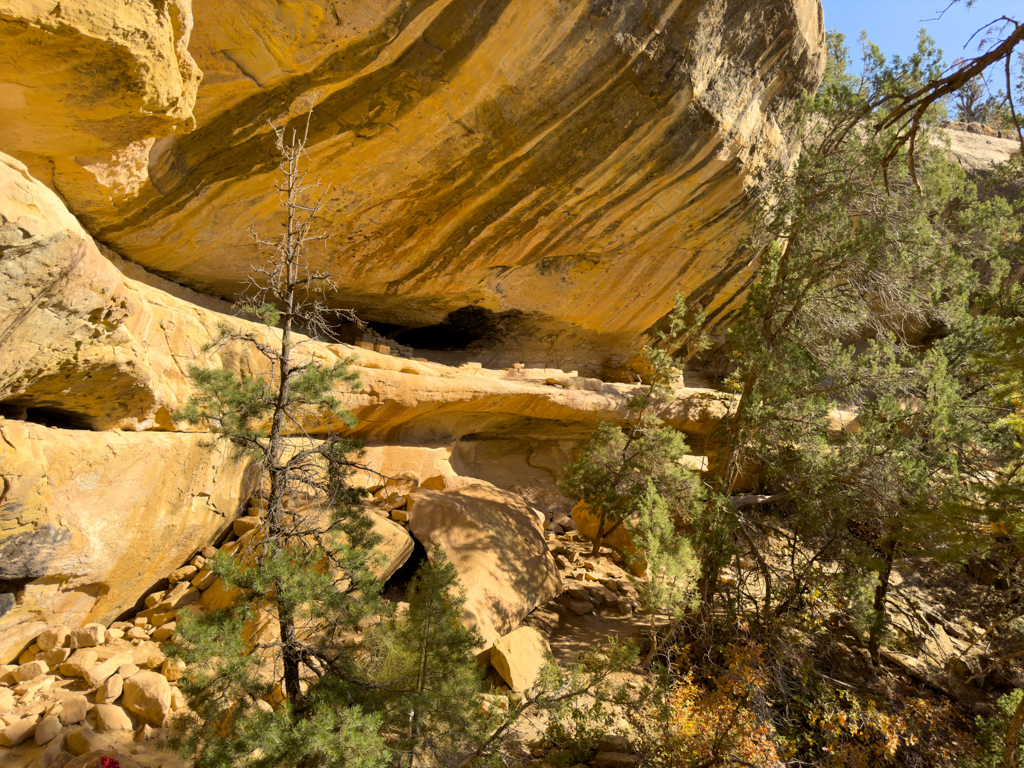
36;627;70;652
94;704;133;732
0;715;39;747
122;671;172;726
491;627;551;692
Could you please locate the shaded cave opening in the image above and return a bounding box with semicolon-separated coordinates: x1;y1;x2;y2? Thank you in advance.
0;577;33;620
392;306;526;351
381;535;429;604
0;401;94;430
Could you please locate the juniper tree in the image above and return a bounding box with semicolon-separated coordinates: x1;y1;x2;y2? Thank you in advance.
168;110;390;768
560;295;709;641
700;76;1019;656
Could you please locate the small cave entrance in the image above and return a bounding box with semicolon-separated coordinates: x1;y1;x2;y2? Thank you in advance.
394;306;525;351
381;536;429;604
0;577;33;620
0;401;94;430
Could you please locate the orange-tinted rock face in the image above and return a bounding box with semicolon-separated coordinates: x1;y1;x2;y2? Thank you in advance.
0;0;826;373
0;149;736;438
0;420;253;664
0;0;200;207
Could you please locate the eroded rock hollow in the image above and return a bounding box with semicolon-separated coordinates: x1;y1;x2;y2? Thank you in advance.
2;0;826;374
0;0;825;740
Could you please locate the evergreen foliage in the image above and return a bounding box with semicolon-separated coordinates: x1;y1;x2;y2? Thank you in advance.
361;547;493;768
692;74;1018;654
560;294;707;621
167;110;391;768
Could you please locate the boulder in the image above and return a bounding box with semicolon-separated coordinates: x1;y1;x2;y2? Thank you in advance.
367;517;414;582
407;486;562;648
170;687;187;712
60;650;99;678
70;624;105;648
58;695;90;725
96;673;124;705
36;627;70;652
0;715;38;747
66;725;106;756
38;648;71;669
13;673;55;696
14;660;49;681
491;627;551;692
168;565;199;585
232;517;262;537
34;714;62;745
94;704;133;733
150;612;176;628
83;652;134;688
152;623;177;642
130;642;166;670
122;671;172;726
568;600;595;616
161;658;186;682
191;569;216;590
158;581;203;611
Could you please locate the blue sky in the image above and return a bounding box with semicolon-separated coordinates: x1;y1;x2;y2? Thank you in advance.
820;0;1020;66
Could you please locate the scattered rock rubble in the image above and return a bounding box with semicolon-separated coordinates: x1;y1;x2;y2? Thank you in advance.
2;466;650;767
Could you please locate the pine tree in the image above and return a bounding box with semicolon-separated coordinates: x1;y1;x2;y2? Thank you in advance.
168;109;390;768
361;547;493;768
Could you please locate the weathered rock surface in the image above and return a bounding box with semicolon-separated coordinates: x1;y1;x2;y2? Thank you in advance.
0;0;200;209
0;150;729;439
66;725;106;756
0;419;251;663
941;123;1020;179
407;485;562;648
122;671;172;726
491;625;551;691
1;0;825;373
0;714;38;747
369;517;415;582
94;703;133;733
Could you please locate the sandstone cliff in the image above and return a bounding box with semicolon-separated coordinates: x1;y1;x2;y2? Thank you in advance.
0;151;731;662
1;0;827;374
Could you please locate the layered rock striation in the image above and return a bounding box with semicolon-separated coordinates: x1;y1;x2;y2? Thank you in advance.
0;150;734;439
1;0;827;373
0;152;732;662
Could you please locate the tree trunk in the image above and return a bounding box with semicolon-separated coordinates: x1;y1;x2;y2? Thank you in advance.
868;542;896;665
279;598;302;707
1004;690;1024;768
408;582;436;768
590;507;609;557
268;150;300;710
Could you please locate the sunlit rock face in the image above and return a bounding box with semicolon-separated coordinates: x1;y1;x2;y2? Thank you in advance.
0;0;200;207
0;0;825;374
